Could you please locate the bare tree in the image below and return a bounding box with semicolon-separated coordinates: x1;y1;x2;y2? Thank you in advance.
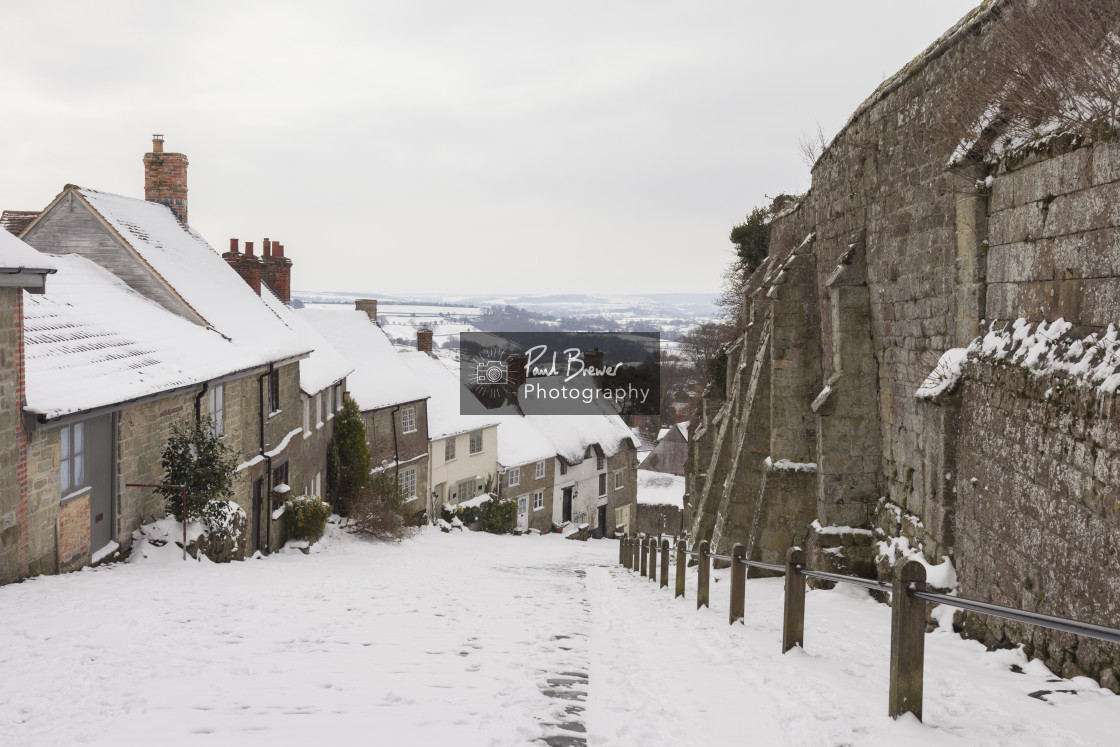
799;123;830;169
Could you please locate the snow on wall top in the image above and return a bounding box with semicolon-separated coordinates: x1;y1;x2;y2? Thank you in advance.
637;470;685;509
259;288;352;395
398;351;500;440
969;317;1120;395
24;255;260;419
297;308;428;411
0;228;54;273
76;187;309;365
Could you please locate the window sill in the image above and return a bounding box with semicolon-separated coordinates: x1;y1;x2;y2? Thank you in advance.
268;409;282;419
60;486;92;506
533;506;545;512
303;431;313;440
316;422;324;430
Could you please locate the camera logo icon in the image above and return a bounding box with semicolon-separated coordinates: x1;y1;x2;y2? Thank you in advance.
476;360;507;384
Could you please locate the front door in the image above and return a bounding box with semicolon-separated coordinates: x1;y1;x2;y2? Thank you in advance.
84;414;114;552
597;505;607;537
562;487;573;523
517;497;528;531
251;478;263;554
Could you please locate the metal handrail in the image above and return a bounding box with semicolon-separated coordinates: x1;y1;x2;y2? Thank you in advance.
910;588;1120;645
709;552;733;562
801;568;892;592
744;559;785;573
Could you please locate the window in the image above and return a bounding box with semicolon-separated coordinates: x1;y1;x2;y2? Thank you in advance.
469;431;482;455
272;462;289;506
207;384;225;437
559;460;568;476
60;422;85;494
533;490;544;510
267;370;280;415
535;461;545;480
445;438;456;462
315;392;323;427
400;467;417;499
335;384;343;411
596;454;604;471
614;470;624;489
302;394;310;434
314;471;322;498
401;407;416;434
518;497;527;513
598;472;607;497
509;468;520;487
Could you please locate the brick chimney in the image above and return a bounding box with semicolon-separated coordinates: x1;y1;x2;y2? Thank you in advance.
143;134;188;224
355;299;378;324
260;237;293;304
223;238;262;295
417;329;434;356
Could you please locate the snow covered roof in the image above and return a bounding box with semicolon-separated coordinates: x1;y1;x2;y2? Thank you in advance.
297;308;428;411
0;228;54;274
398;351;499;440
496;416;560;467
637;471;685;509
74;187;310;365
24;255;261;419
259;288;352;395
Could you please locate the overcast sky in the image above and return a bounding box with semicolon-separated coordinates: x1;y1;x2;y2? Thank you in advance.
1;0;978;297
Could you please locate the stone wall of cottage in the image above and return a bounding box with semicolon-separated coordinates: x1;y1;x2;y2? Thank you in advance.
687;0;1120;684
0;288;25;584
363;400;430;508
605;445;638;539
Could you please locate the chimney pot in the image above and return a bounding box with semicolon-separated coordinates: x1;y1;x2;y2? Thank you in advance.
152;134;164;153
275;242;284;257
229;238;239;253
245;241;254;256
263;238;272;257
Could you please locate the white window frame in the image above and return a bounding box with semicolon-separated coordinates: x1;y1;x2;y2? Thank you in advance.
400;466;417;499
401;407;416;434
445;437;456;462
302;394;310;436
596;454;604;471
59;422;86;495
469;430;483;455
598;472;607;498
509;467;520;487
614;469;624;489
535;461;545;480
315;392;323;428
533;490;544;510
207;384;225;437
559;460;568;476
335;384;343;412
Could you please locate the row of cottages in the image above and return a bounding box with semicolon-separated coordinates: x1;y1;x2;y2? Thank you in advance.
298;304;433;515
0;137;350;584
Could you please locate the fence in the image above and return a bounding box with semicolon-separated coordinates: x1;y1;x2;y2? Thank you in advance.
617;535;1120;722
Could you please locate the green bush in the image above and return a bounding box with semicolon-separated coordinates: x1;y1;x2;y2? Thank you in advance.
477;497;517;535
159;416;236;522
284;495;332;543
331;397;370;511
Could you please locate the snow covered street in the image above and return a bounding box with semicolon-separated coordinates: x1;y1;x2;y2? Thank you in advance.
1;527;1118;746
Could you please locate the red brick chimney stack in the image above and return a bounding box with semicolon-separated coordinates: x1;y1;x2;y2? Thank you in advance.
355;299;378;324
417;329;434;356
260;236;292;304
222;237;262;295
143;134;188;224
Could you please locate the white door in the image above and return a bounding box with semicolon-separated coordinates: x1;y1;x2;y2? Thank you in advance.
517;497;528;530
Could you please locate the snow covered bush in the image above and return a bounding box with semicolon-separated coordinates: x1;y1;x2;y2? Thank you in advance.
477;498;517;535
284;495;332;543
344;473;417;542
158;416;236;522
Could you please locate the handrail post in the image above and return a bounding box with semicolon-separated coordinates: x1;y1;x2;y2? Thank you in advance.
648;537;658;583
782;546;806;652
729;543;746;625
675;540;686;598
660;538;670;589
619;534;626;565
697;540;710;610
889;560;927;721
640;536;649;577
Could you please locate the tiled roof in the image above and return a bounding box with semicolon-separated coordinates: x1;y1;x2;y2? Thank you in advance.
0;210;39;237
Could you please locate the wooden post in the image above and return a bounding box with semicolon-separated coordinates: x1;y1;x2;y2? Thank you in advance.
632;537;640;572
697;540;710;610
889;559;927;721
648;538;657;583
729;543;746;625
619;534;626;565
640;536;649;576
675;540;686;598
660;539;670;589
782;546;806;653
